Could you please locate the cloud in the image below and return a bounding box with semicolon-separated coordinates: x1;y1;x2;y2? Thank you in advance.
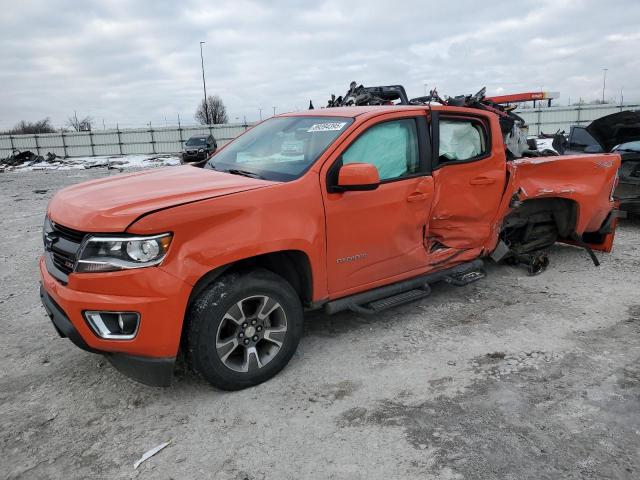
0;0;638;129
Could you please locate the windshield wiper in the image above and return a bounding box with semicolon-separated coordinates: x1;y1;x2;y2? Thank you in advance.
225;168;265;179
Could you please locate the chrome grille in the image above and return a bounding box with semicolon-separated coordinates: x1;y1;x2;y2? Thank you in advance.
43;218;87;281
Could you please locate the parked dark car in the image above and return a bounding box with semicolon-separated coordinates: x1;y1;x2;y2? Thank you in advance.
182;135;217;166
553;111;640;215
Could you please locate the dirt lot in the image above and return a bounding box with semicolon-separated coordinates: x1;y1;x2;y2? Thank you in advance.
1;168;639;480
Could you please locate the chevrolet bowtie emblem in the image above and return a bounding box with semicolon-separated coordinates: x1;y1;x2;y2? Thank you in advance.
43;232;57;251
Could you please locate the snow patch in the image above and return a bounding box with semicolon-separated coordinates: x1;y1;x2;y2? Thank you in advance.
4;154;182;172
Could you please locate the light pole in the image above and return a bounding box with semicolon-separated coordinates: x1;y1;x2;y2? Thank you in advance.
601;68;608;104
258;108;263;121
272;106;276;117
200;41;209;124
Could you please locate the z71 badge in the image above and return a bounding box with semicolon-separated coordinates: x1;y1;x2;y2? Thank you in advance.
596;159;615;169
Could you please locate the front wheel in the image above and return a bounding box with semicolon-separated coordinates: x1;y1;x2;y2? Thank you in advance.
187;269;303;390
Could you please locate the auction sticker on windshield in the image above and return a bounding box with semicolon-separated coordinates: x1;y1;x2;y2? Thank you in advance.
307;122;347;132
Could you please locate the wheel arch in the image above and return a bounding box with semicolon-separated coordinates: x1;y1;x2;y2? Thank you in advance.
502;196;580;238
186;249;314;312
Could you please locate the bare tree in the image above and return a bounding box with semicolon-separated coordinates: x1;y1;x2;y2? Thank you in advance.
66;112;93;131
6;118;56;134
195;95;228;125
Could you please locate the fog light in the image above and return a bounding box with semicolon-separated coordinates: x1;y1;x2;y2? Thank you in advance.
84;311;140;340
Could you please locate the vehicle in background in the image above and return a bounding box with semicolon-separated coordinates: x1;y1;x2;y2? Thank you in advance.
40;103;621;391
553;111;640;215
182;134;217;166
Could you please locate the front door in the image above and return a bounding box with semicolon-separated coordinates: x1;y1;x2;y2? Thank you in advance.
322;114;434;296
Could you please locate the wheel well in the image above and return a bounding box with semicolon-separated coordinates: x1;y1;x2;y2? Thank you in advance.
502;197;578;238
499;198;579;258
186;250;313;311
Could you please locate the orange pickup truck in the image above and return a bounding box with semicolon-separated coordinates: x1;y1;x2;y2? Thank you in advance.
40;105;621;390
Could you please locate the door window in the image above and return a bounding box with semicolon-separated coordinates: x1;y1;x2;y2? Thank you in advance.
438;119;487;163
568;126;599;151
342;119;419;181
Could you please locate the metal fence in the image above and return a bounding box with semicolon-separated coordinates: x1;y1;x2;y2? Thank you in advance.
3;104;640;158
0;123;252;159
515;103;639;136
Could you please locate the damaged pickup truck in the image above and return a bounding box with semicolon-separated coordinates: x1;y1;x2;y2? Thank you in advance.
40;90;621;390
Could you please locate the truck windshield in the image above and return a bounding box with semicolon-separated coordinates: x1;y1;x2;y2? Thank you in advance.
614;140;640;153
205;116;353;181
186;137;208;146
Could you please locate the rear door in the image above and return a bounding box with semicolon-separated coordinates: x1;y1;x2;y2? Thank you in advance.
428;112;506;251
321;113;434;296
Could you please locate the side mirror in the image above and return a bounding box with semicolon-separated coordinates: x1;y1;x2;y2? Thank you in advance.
336;163;380;191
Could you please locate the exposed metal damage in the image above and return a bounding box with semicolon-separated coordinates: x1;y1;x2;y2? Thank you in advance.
325;81;559;159
324;82;621;275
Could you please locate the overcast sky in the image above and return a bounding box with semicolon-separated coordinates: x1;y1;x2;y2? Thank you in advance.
1;0;639;129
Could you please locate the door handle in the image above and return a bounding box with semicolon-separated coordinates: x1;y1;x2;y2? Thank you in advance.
470;177;496;185
407;192;428;202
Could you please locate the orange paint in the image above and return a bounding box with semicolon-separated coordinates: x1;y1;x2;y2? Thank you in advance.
41;105;621;364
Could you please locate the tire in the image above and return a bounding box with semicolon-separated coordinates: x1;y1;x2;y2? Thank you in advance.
187;269;303;390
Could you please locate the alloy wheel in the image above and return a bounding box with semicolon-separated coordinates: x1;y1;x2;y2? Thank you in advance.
215;295;288;372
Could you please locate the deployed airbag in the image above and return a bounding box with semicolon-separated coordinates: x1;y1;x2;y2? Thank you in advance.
439;120;483;161
342;121;412;180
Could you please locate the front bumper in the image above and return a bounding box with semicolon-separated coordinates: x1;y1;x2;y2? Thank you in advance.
39;256;192;386
182;151;208;162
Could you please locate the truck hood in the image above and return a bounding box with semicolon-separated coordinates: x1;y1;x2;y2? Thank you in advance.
48;166;275;232
587;110;640;152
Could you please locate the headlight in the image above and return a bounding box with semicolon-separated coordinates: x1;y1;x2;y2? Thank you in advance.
76;233;172;273
198;148;204;153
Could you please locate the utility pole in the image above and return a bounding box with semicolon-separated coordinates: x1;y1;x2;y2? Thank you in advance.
200;41;209;124
601;68;608;104
258;108;263;121
272;106;277;117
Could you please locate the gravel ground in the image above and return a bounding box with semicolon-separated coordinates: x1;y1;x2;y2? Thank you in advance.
1;168;639;480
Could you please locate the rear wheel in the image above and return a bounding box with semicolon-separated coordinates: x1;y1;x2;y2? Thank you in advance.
187;269;303;390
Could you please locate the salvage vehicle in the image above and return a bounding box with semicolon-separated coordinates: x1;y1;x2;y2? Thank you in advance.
40;87;621;390
182;134;217;166
552;110;640;215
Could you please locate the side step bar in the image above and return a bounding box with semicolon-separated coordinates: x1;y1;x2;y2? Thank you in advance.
324;259;485;315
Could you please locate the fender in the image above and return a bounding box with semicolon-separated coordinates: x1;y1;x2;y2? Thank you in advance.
127;175;329;300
